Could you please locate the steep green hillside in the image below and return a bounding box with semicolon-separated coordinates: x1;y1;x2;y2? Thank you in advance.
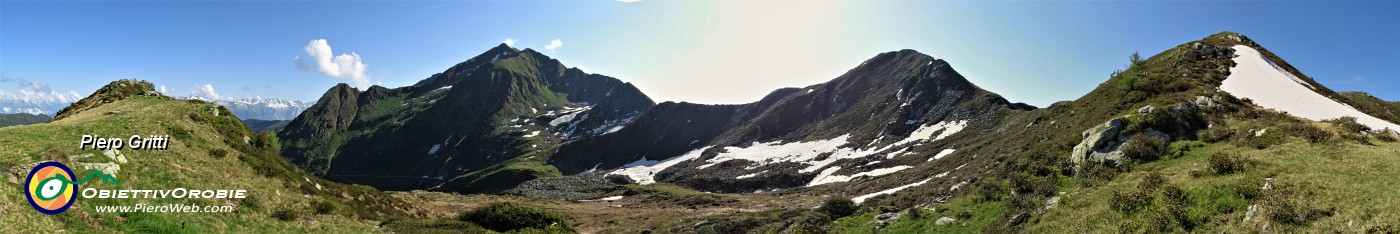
0;113;51;127
243;119;291;133
0;80;409;232
811;32;1400;233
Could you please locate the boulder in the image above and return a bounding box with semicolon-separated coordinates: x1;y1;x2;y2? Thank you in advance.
1137;105;1156;114
1035;196;1061;214
1008;212;1030;226
1071;119;1126;169
80;162;121;176
936;217;956;225
102;150;129;164
1193;96;1217;110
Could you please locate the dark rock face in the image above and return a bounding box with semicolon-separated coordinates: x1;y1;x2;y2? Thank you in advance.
549;102;742;175
549;49;1025;193
279;44;654;191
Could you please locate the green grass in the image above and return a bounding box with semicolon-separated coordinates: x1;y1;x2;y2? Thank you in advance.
830;197;1006;233
622;183;737;207
1026;137;1400;233
503;155;564;178
0;96;401;233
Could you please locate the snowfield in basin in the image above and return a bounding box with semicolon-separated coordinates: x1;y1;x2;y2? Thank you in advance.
608;120;969;187
1222;45;1400;132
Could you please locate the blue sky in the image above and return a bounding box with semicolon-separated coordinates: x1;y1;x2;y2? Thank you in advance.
1;1;1397;108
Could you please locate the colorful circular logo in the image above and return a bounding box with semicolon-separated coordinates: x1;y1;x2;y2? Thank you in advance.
25;161;77;215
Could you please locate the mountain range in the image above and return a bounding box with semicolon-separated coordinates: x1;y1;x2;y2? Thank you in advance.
5;32;1398;233
274;32;1400;232
188;96;310;121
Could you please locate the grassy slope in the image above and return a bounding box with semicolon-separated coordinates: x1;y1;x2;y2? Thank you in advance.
1029;138;1400;233
828;127;1399;233
0;96;406;233
815;32;1400;233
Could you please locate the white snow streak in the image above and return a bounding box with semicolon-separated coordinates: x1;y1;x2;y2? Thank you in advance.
853;178;931;204
807;165;914;186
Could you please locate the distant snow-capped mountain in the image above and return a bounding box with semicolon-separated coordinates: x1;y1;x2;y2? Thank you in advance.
0;90;82;116
187;96;310;120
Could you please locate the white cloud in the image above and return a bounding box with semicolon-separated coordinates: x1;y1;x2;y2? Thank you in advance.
577;65;592;74
0;76;83;115
158;85;171;94
295;39;372;88
0;76;82;103
544;39;563;52
503;38;517;47
191;84;220;100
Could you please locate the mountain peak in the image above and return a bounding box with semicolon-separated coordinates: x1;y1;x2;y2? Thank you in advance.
52;79;165;121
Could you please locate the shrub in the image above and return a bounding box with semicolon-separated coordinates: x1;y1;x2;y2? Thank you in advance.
239;196;263;212
1208;152;1247;175
1198;124;1233;143
1160;185;1188;207
1242;129;1284;149
1122;133;1169;162
1109;190;1153;214
1377;129;1397;142
1266;193;1333;225
819;196;857;219
272;209;300;221
1078;163;1120;188
313;200;342;215
459;202;569;232
1284;122;1332;143
974;179;1007;202
1138;172;1167;193
208;148;228;158
1325;116;1369;133
1230;180;1262;200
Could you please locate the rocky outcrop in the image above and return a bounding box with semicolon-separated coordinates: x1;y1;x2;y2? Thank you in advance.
1071;119;1126;169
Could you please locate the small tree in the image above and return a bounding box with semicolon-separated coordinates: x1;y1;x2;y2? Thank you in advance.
819;196;857;218
1130;51;1145;67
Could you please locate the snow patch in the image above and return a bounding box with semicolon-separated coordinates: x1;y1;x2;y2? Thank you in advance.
428;144;441;154
807;165;913;186
930;149;955;161
688;120;967;187
736;171;766;179
607;146;713;184
892;120;967;147
853;178;931;204
550;109;587;126
1222;45;1400;132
